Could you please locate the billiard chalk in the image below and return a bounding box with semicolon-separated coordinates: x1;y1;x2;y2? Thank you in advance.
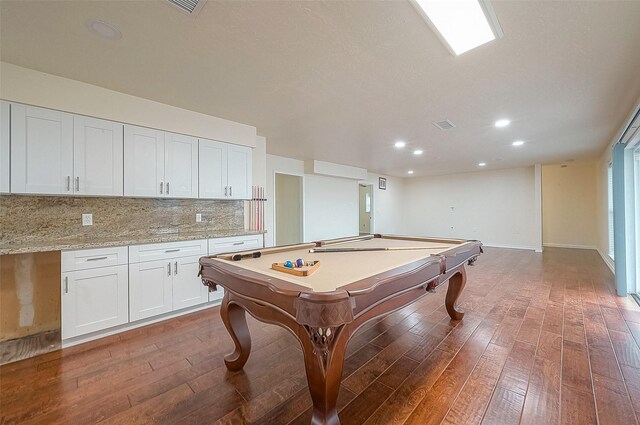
284;261;294;268
296;258;304;267
307;262;315;267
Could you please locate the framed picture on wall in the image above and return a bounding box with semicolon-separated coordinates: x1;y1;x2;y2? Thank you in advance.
379;177;387;190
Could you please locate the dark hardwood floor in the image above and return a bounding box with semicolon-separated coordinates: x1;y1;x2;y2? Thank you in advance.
1;247;640;425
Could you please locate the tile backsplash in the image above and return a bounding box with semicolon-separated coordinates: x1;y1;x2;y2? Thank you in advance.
0;195;244;245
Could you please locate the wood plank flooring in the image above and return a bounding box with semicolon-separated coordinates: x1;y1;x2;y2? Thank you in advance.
1;247;640;425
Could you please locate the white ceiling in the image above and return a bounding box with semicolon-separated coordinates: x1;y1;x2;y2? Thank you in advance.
1;0;640;177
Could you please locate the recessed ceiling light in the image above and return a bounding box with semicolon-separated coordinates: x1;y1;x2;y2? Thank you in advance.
86;19;122;40
408;170;414;174
413;149;423;155
494;119;510;128
394;141;406;148
512;140;525;146
478;162;487;167
411;0;503;56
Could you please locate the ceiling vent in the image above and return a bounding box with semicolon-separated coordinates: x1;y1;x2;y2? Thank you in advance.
433;120;456;130
165;0;207;15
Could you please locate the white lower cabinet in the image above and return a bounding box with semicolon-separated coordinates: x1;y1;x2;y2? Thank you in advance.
129;259;173;321
172;255;209;311
206;234;264;303
129;240;208;321
61;247;129;340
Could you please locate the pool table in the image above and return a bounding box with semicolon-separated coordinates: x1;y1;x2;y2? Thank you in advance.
199;234;482;425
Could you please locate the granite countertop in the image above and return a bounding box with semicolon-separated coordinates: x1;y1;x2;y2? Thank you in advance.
0;230;267;255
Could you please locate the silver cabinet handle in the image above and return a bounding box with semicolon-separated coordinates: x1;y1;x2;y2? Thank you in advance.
166;182;170;194
64;276;69;294
160;182;164;194
174;261;178;275
164;249;180;253
86;256;108;262
75;176;80;191
229;186;232;197
224;186;228;197
66;176;71;191
233;241;245;246
167;262;171;276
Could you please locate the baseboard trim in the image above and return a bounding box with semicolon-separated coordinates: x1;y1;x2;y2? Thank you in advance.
482;243;538;251
543;243;597;250
596;248;615;275
62;301;221;348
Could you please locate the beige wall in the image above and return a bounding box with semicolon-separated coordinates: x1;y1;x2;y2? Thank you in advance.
275;173;302;245
0;62;256;147
542;160;598;248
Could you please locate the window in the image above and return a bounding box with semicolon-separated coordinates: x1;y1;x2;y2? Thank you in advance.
635;146;640;293
608;163;615;259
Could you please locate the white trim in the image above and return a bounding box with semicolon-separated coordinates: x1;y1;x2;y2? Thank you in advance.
482;243;538;251
597;248;616;275
543;243;597;250
62;301;220;348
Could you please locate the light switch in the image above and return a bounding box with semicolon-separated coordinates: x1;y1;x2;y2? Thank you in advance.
196;213;202;223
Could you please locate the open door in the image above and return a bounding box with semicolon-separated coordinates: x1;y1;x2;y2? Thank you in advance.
275;173;303;245
359;184;373;235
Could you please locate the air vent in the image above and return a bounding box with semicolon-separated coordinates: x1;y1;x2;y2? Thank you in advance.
165;0;207;15
433;120;456;130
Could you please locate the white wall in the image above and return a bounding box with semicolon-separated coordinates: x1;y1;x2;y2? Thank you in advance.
303;174;358;242
361;173;405;235
265;155;363;246
0;62;256;147
542;160;598;249
401;167;539;250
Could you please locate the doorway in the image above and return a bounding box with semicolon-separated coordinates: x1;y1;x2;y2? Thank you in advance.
275;173;303;245
359;184;373;235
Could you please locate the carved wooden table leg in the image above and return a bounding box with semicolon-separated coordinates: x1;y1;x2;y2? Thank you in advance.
220;291;252;371
299;325;349;425
445;267;466;320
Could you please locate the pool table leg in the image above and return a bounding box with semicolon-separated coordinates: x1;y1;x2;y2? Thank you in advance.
300;325;349;425
445;267;466;320
220;291;252;371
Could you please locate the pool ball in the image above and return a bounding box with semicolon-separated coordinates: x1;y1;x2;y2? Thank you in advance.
284;261;294;268
296;259;304;267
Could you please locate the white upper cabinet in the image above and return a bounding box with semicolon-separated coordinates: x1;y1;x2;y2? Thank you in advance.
0;101;9;193
164;132;198;198
227;144;252;199
199;139;252;199
199;139;227;199
124;125;198;198
124;125;165;197
74;116;124;196
11;104;73;194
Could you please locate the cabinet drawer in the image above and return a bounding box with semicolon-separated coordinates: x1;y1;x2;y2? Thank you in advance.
208;235;263;255
129;239;207;263
62;246;128;272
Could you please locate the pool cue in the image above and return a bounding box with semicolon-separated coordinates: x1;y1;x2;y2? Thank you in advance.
309;246;450;253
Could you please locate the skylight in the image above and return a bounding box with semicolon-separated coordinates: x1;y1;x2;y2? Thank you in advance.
412;0;503;55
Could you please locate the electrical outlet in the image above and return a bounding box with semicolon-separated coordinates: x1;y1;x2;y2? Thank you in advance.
196;213;202;223
82;213;93;226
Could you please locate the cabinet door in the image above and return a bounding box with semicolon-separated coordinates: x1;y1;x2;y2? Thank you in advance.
164;132;198;198
124;125;165;197
129;260;173;321
0;101;9;193
227;144;252;199
61;265;128;340
74;116;124;196
198;139;227;199
11;104;73;194
172;255;208;310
